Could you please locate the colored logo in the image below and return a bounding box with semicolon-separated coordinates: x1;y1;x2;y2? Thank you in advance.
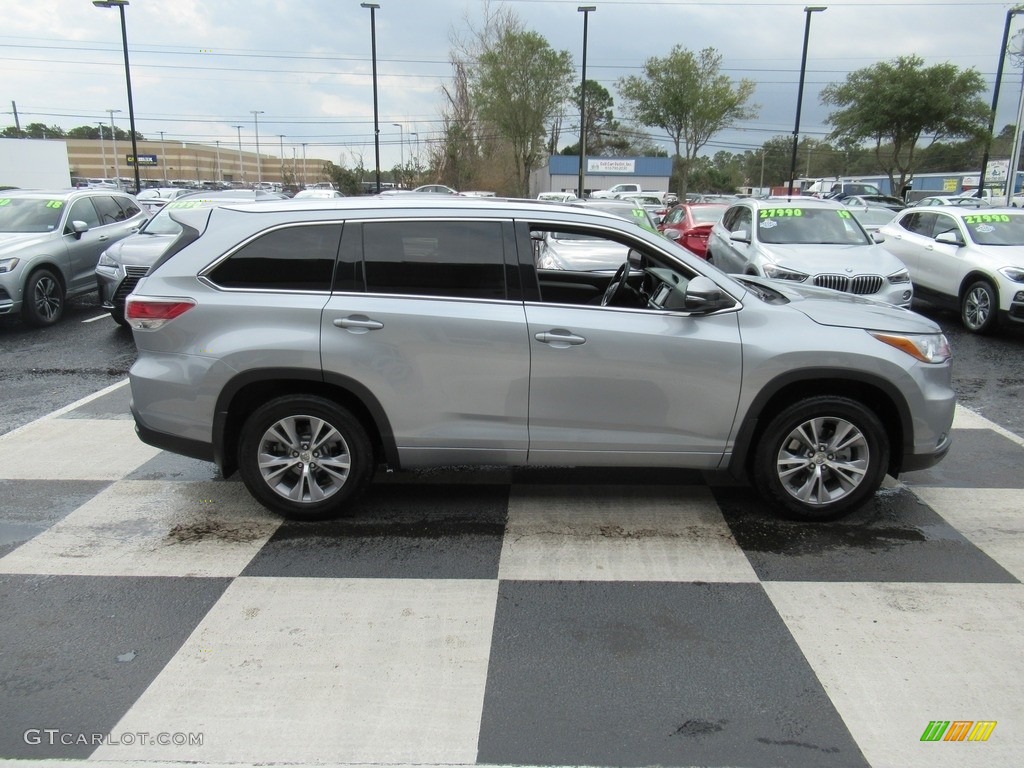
920;721;997;742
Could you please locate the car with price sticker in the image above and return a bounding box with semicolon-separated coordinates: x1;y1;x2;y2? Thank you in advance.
96;189;283;326
706;197;913;308
878;207;1024;333
0;188;147;326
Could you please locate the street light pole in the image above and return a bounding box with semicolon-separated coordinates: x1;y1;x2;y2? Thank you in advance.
788;6;826;198
107;108;122;185
97;122;107;178
361;3;381;193
577;6;595;199
233;125;245;184
251;110;264;185
278;134;285;184
159;130;167;182
94;0;140;193
978;7;1024;198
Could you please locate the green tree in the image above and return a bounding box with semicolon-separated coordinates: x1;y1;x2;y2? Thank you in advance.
617;46;757;197
821;55;989;196
471;28;573;195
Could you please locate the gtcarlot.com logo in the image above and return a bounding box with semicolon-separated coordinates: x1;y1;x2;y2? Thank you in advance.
23;729;203;747
920;721;997;742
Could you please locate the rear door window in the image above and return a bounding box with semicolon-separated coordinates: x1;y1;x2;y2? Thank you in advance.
359;220;506;300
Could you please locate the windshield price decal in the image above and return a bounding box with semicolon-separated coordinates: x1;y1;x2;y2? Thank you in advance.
760;208;803;218
964;214;1013;224
0;199;10;206
45;200;64;208
166;201;204;209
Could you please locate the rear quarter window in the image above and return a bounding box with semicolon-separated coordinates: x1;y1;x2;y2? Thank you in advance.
207;223;341;291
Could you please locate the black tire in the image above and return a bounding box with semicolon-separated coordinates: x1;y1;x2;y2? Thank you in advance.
961;279;998;334
238;395;374;521
21;268;65;327
110;306;129;327
752;396;889;522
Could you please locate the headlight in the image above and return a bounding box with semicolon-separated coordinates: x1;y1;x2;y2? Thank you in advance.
869;331;951;363
97;252;119;269
0;257;20;274
761;263;808;282
887;268;911;284
999;266;1024;283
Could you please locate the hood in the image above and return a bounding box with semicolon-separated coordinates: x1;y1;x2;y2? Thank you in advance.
760;242;906;276
740;276;940;334
0;231;58;257
102;231;178;267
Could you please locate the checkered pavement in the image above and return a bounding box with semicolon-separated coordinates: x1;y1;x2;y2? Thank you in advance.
0;380;1021;768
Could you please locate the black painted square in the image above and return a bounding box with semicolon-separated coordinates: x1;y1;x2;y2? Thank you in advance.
477;580;868;767
715;485;1018;583
241;483;508;579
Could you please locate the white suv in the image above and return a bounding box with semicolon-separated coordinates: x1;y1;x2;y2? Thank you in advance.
879;207;1024;333
706;197;913;307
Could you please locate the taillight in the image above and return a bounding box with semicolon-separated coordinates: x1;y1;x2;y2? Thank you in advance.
126;297;196;330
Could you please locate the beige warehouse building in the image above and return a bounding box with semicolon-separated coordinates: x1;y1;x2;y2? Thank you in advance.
63;137;333;187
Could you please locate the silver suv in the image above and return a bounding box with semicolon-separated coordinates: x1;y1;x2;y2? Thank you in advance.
0;189;147;325
127;198;955;522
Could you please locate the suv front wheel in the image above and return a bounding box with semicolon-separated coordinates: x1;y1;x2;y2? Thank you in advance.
238;395;373;520
752;396;889;521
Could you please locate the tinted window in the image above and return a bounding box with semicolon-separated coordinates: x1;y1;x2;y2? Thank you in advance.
93;195;126;225
65;198;101;230
114;196;142;219
900;211;937;236
362;221;506;300
208;224;341;291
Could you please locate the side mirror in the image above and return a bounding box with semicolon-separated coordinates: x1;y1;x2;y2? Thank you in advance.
871;232;885;243
729;229;751;244
68;220;89;239
684;275;734;313
627;248;645;270
935;231;964;247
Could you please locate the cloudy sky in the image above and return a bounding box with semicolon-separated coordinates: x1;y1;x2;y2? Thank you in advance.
1;0;1018;170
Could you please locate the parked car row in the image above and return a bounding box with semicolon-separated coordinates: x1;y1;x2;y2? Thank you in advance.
4;186;1022;343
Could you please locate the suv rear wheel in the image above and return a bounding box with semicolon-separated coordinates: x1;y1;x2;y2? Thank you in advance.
238;395;373;520
752;396;889;521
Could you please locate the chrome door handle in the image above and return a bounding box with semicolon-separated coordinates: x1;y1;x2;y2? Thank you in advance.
333;316;384;332
535;330;586;347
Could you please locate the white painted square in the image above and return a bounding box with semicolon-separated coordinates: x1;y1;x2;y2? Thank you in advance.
93;577;499;764
764;582;1024;768
0;419;161;480
498;484;757;582
912;487;1024;582
0;480;279;577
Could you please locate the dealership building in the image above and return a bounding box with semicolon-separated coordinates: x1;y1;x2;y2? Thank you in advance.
532;155;673;197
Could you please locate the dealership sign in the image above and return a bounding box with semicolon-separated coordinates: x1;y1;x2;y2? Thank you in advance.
587;159;635;174
127;154;158;166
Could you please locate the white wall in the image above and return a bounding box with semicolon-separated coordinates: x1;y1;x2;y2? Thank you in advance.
0;139;72;188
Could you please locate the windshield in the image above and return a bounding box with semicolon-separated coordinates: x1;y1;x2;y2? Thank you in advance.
757;207;870;245
962;212;1024;245
690;205;727;225
0;197;64;233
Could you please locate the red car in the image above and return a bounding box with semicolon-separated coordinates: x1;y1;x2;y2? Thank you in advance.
658;203;728;259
